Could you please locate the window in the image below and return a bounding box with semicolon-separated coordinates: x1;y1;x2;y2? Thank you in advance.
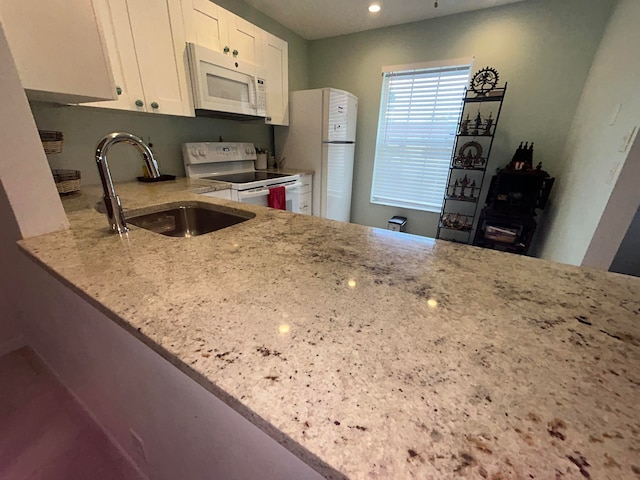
370;60;472;212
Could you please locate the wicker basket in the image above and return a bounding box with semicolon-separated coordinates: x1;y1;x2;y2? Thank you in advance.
39;130;64;155
52;169;81;194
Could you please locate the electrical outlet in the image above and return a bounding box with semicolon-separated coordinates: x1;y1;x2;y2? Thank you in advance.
129;429;147;463
618;126;638;153
605;161;621;185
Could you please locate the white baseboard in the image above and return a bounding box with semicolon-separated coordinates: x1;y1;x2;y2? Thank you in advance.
0;335;26;358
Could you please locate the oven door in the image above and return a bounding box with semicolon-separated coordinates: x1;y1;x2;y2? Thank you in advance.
237;182;302;212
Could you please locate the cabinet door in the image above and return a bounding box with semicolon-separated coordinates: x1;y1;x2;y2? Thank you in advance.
262;32;288;126
87;0;145;111
0;0;116;103
127;0;193;116
226;13;261;66
183;0;229;53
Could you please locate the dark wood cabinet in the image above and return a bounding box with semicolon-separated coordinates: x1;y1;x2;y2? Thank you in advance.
472;167;554;255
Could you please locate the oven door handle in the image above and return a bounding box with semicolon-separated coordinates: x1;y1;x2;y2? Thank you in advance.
284;182;302;191
238;188;269;199
238;182;301;199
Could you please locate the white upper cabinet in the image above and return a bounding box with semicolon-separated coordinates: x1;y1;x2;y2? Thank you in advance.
89;0;144;111
89;0;193;116
226;14;261;66
183;0;261;66
183;0;228;55
263;32;289;126
0;0;116;103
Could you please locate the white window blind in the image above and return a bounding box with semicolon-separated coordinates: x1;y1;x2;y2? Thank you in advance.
371;62;471;212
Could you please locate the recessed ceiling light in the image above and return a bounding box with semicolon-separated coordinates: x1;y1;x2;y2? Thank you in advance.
368;4;381;13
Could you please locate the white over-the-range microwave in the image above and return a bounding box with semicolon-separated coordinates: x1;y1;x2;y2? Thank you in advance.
186;42;267;119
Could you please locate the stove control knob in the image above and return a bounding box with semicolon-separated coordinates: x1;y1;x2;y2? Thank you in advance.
198;149;206;157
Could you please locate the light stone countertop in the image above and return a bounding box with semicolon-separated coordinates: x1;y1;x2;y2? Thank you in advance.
19;180;640;480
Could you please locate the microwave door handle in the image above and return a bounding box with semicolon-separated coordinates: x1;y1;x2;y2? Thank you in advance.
249;75;257;109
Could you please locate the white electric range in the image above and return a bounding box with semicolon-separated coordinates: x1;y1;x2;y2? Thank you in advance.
182;142;305;212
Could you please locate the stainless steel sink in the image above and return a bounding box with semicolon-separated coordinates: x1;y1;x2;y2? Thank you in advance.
127;202;255;237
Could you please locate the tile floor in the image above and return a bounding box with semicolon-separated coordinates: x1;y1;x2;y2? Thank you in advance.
0;347;143;480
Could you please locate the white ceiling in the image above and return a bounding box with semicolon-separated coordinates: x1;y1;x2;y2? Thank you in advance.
242;0;527;40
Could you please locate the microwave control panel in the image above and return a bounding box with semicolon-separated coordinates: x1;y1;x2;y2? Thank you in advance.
256;78;267;117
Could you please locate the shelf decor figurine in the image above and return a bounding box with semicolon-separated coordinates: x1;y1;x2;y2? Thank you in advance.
470;179;477;198
484;113;494;135
442;212;472;231
460;114;471;135
472;111;482;135
470;66;500;97
459;174;470;197
449;178;459;197
507;142;536;171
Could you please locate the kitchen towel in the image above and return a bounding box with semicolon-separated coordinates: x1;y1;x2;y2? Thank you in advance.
268;186;286;210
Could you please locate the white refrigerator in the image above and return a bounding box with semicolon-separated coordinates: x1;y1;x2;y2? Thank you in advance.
275;88;358;222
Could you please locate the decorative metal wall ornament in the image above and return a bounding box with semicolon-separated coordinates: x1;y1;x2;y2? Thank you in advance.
458;141;483;159
470;67;499;96
453;141;484;168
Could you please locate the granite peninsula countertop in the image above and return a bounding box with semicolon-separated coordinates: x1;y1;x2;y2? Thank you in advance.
19;180;640;480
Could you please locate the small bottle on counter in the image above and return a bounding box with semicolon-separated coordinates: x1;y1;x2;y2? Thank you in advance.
255;147;268;169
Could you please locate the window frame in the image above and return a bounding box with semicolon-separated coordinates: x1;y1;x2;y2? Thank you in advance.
370;58;473;213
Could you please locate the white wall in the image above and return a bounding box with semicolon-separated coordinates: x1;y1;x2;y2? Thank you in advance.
0;183;25;356
14;256;326;480
0;288;23;357
582;133;640;269
609;203;640;277
0;19;70;355
537;0;640;266
0;22;68;239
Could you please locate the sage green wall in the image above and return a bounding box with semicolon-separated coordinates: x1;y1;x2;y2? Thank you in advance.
31;104;276;185
307;0;616;237
31;0;309;186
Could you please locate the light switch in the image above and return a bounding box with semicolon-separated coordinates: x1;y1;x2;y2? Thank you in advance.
609;103;622;126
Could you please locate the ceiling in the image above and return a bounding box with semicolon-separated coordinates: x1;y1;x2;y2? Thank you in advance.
242;0;528;40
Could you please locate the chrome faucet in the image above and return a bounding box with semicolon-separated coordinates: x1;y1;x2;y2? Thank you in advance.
95;132;160;234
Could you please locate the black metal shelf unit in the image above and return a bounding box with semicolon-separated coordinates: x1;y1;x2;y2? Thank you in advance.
436;84;507;243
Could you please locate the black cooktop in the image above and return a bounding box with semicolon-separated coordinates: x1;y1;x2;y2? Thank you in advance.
203;171;291;184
